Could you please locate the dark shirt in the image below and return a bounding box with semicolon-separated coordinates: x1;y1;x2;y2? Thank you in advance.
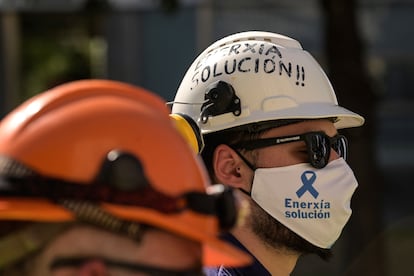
203;233;271;276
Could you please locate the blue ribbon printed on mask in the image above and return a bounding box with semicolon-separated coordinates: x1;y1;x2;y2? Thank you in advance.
296;171;319;199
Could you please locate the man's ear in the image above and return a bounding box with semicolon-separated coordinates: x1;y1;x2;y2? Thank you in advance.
213;144;252;189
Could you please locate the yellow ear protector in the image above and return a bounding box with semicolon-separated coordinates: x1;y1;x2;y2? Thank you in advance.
169;113;204;154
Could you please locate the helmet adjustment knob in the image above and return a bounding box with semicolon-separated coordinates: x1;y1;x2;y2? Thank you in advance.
200;81;241;124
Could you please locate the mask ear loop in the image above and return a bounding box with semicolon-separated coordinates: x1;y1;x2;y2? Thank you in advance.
228;146;256;171
228;146;256;196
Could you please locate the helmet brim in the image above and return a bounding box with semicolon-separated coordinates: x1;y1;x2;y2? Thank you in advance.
201;104;365;134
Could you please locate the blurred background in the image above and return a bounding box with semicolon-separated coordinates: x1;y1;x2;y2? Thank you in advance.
0;0;412;275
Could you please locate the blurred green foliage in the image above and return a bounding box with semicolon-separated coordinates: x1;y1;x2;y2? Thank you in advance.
20;13;93;100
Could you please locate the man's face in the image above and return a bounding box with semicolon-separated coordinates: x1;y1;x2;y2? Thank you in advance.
30;225;202;276
240;119;338;258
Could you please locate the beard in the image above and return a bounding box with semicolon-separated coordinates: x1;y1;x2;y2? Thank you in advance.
249;201;332;261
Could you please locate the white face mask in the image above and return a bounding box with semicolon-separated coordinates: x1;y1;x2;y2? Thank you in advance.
250;158;358;248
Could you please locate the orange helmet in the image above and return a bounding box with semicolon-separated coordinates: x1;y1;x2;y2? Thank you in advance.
0;79;250;267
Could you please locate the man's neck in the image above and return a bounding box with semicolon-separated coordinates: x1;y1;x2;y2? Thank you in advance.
231;227;299;276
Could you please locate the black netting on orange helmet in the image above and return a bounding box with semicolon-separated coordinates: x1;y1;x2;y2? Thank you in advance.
0;152;238;232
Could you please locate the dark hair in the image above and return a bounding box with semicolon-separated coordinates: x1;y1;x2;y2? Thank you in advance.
201;119;306;179
201;128;255;180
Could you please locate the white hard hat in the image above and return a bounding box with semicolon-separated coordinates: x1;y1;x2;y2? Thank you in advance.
172;31;364;134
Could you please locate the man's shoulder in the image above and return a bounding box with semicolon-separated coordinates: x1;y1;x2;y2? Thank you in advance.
204;233;271;276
